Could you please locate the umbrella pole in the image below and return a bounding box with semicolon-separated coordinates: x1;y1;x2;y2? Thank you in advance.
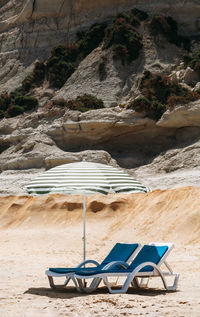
83;191;87;287
83;190;86;263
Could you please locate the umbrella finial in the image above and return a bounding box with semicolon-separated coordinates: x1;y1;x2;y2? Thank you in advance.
109;187;115;194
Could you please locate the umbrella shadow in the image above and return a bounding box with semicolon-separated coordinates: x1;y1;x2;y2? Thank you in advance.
24;286;175;299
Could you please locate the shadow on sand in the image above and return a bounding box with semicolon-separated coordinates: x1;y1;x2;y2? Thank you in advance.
24;286;175;299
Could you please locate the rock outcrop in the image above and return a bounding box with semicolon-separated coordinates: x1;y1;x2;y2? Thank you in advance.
1;1;200;195
0;0;200;91
0;102;200;171
157;100;200;128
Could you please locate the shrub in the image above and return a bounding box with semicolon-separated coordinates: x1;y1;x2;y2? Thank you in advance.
0;92;11;111
5;105;25;117
46;44;79;88
183;47;200;72
65;43;80;63
10;88;38;111
167;92;199;108
76;94;104;110
150;15;190;50
139;71;198;105
116;12;140;27
127;96;151;112
0;87;39;119
13;95;38;111
22;75;33;92
47;44;79;67
45;24;107;89
127;96;166;121
54;94;105;112
131;8;148;21
77;23;107;57
113;44;129;65
48;61;75;88
149;101;166;120
65;99;84;111
140;72;172;104
50;45;67;57
116;8;148;26
22;62;46;92
10;87;25;99
103;17;143;63
53;98;67;107
128;71;200;120
32;62;46;84
0;109;4;118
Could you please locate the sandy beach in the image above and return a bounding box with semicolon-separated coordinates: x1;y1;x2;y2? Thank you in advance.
0;187;200;316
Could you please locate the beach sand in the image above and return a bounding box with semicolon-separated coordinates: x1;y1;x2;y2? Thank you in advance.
0;187;199;316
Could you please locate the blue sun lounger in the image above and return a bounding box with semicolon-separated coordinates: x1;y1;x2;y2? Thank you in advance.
45;243;140;289
75;243;179;293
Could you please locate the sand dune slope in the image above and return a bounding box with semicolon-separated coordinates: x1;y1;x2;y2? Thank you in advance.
0;187;199;244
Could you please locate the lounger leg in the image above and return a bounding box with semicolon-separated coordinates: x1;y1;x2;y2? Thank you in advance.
76;277;102;293
63;277;71;286
89;277;102;292
131;277;140;288
102;274;133;294
160;273;180;291
170;274;179;291
76;278;85;292
71;276;81;291
47;276;73;289
139;277;150;288
48;276;56;289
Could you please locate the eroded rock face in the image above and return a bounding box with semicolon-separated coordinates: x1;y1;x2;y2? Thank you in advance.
0;104;200;173
0;107;152;170
0;104;200;195
1;1;200;33
169;67;200;87
0;0;200;90
157;100;200;128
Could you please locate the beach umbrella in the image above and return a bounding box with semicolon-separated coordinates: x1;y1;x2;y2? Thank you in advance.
25;161;151;261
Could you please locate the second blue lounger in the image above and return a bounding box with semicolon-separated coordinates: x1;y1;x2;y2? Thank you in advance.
75;243;179;293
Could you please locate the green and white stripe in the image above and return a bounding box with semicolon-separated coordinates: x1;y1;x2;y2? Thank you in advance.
25;161;151;195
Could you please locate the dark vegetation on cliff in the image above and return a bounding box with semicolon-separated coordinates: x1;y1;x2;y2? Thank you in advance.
127;71;200;120
102;8;147;64
53;94;104;112
0;8;199;120
0;88;38;118
183;46;200;72
149;15;190;51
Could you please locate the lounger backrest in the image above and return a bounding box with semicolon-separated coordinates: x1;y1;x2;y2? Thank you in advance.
102;243;139;265
129;245;168;272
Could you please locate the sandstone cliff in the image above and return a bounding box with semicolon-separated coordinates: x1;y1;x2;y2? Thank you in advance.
1;0;200;91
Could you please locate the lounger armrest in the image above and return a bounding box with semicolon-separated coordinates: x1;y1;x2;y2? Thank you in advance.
103;261;129;270
130;261;161;276
77;260;100;268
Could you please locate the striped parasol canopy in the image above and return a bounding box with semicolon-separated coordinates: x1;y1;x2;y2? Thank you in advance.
25;161;151;262
25;161;151;195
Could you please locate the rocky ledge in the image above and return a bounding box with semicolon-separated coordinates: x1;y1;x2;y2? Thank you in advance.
1;101;200;171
